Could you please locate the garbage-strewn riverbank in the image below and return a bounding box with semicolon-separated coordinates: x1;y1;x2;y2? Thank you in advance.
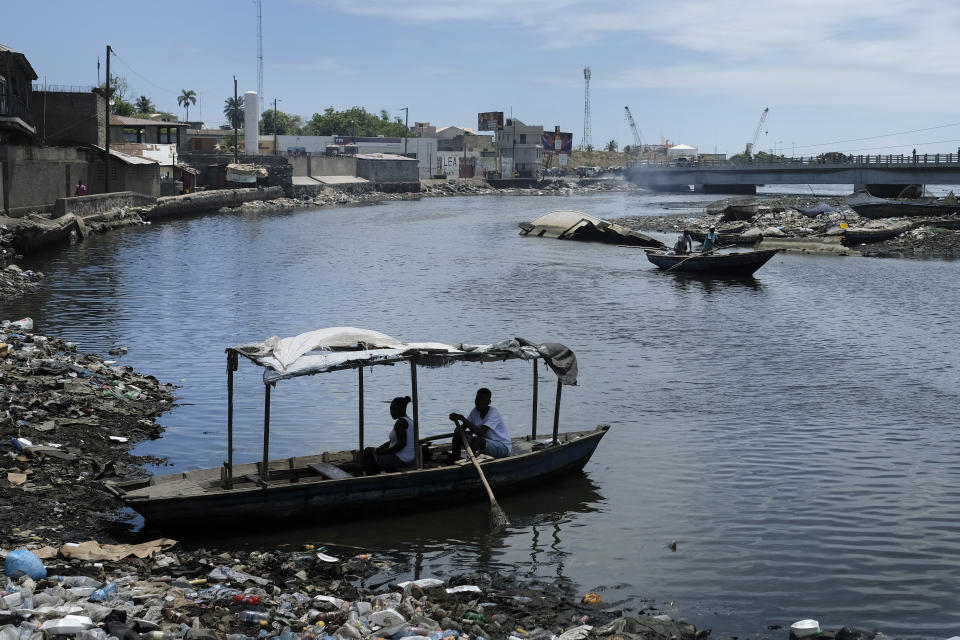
0;326;890;640
616;195;960;260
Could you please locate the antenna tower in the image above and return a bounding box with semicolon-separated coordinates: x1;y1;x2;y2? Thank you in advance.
581;67;592;151
256;0;264;113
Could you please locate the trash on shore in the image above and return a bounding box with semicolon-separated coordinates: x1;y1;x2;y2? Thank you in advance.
0;540;717;640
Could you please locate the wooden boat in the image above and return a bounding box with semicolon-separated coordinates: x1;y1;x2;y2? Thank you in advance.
842;226;909;244
519;210;665;248
644;249;779;275
105;328;608;532
846;191;960;219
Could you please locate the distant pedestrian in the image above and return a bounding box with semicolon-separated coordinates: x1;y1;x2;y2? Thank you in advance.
912;148;917;162
74;181;86;196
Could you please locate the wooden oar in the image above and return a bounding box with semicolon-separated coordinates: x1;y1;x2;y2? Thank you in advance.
664;253;701;272
458;429;510;529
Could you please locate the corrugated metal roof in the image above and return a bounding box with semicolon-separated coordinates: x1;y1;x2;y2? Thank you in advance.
355;153;416;161
91;145;159;165
0;43;38;79
110;115;187;127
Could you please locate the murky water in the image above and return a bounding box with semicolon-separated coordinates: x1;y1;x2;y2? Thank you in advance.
4;191;960;638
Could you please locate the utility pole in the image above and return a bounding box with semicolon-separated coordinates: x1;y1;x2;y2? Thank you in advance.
401;107;409;156
273;97;278;155
105;45;112;193
233;76;239;164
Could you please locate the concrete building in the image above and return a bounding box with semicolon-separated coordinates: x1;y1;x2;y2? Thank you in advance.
0;44;163;214
32;88;105;147
273;134;437;179
496;118;543;178
110;115;186;147
0;44;38;142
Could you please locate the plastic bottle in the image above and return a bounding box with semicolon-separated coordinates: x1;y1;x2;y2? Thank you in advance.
89;581;118;602
54;576;102;588
232;594;262;605
163;608;191;624
238;611;270;624
139;633;178;640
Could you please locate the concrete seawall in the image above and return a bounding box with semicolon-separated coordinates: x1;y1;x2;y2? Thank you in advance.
54;192;157;218
146;187;284;221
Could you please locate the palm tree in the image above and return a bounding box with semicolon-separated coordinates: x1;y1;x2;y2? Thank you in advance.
135;95;154;114
177;89;197;122
223;95;245;129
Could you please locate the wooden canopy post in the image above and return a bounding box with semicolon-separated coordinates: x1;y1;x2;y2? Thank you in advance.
358;366;365;453
226;350;238;489
531;359;539;438
410;359;422;469
261;382;271;484
552;378;562;444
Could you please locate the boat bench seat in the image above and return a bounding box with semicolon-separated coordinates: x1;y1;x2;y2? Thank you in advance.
308;462;353;480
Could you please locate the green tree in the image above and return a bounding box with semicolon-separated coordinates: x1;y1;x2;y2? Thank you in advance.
178;89;197;121
224;95;245;129
605;139;618;152
135;95;154;114
260;108;299;135
112;98;136;117
302;106;410;137
623;144;632;155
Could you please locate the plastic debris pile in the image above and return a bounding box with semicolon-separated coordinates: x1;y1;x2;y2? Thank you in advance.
0;319;175;549
0;544;716;640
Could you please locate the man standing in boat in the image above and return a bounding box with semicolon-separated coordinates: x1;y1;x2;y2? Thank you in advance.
448;388;511;462
702;226;719;252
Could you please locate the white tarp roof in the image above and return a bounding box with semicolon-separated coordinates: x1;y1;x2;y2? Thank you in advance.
230;327;578;385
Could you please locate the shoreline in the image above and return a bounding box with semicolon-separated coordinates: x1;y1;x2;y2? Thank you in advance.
4;184;959;303
0;325;883;640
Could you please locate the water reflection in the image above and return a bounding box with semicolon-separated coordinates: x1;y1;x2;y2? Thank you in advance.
664;272;765;292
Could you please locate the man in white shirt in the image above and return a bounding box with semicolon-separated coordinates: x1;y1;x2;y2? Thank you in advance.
448;387;511;461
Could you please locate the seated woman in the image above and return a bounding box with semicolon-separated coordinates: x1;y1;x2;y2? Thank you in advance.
361;396;415;474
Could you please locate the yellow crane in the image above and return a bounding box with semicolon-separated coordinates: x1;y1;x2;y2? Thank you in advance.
745;107;769;157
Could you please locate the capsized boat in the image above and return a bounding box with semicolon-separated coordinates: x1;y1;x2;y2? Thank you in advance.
644;249;779;275
105;328;608;532
846;191;960;219
519;210;665;247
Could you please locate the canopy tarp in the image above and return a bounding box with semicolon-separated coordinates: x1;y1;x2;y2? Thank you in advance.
793;202;837;217
230;327;578;385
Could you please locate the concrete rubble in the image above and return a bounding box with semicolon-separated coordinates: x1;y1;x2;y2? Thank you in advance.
618;195;960;259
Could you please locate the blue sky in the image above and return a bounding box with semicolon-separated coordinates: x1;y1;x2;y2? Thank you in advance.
7;0;960;157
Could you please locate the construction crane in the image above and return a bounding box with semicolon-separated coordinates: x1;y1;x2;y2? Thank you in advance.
745;107;769;157
624;106;643;154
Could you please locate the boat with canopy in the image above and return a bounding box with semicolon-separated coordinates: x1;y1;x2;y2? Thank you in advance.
106;328;609;531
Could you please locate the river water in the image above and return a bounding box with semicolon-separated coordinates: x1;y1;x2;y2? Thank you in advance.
4;190;960;638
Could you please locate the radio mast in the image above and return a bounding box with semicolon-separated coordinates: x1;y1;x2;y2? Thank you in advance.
581;67;592;151
256;0;264;114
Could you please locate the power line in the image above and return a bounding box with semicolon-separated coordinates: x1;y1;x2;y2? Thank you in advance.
109;50;178;97
794;121;960;150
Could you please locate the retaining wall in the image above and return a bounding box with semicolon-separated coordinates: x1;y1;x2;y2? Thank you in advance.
146;187;284;221
53;191;156;218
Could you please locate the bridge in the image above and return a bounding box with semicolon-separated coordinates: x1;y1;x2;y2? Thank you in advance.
625;153;960;196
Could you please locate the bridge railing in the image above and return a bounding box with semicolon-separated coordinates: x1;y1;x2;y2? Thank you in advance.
630;153;960;170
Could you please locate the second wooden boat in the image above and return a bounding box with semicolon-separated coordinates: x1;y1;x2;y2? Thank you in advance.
644;249;780;275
